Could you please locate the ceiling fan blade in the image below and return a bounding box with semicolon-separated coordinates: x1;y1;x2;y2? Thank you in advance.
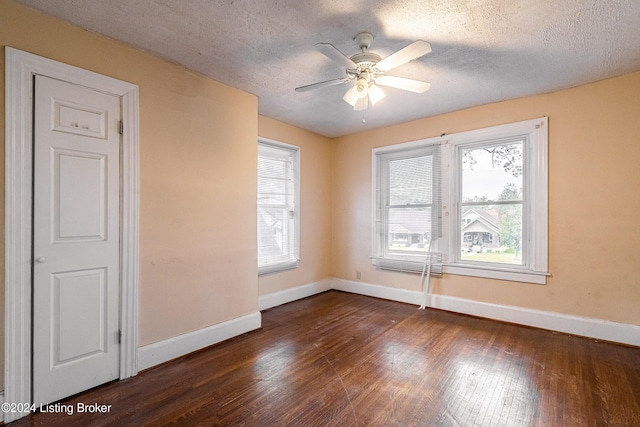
315;43;358;69
376;40;432;72
295;77;350;93
375;75;431;93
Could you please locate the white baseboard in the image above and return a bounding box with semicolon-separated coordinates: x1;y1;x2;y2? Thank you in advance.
258;277;333;310
333;278;423;305
137;311;261;372
428;293;640;347
332;278;640;347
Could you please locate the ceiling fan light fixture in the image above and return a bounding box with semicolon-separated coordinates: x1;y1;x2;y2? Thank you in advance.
368;83;385;105
342;85;359;106
353;97;368;111
355;77;368;98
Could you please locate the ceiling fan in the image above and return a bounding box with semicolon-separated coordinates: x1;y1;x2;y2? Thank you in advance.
295;32;432;111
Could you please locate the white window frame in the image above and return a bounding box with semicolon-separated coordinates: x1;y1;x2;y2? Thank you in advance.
371;117;549;284
371;139;442;273
257;137;300;275
442;117;549;284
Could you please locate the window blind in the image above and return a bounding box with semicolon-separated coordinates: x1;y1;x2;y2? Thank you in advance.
257;141;299;274
373;143;443;275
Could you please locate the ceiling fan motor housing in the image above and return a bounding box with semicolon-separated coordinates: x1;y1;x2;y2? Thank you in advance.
350;52;381;67
348;52;382;78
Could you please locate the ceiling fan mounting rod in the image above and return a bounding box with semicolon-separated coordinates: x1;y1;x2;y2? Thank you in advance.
349;33;382;77
355;31;374;52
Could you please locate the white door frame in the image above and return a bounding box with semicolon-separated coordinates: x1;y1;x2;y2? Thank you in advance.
4;47;140;423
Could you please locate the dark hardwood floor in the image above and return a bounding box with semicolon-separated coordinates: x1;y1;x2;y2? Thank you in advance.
7;290;640;426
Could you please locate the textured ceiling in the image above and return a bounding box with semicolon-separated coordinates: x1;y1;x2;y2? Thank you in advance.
14;0;640;137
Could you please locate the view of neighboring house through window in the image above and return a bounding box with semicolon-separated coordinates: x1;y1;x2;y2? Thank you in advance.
459;140;524;265
257;139;300;275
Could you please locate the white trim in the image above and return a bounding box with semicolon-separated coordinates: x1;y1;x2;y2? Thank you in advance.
428;293;640;347
371;256;443;275
137;312;262;372
530;118;549;273
4;47;140;423
443;265;548;285
258;278;333;310
333;278;423;305
119;81;141;380
332;278;640;347
258;259;299;276
371;134;443;155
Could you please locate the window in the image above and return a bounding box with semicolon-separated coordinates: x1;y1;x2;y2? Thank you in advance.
372;143;442;273
257;139;300;275
444;117;548;284
372;117;548;284
459;140;524;265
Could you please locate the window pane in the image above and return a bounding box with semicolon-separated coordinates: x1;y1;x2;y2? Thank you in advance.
387;207;433;254
389;155;433;205
257;176;289;205
258;156;288;179
257;206;289;265
258;154;292;206
462;142;523;202
460;204;523;265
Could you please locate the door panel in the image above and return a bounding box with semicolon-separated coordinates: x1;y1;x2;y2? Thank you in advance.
53;98;109;139
53;268;107;365
54;150;107;241
32;75;121;405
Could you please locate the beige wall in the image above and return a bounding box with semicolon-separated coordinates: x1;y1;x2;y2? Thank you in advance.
332;70;640;326
1;0;260;376
257;116;333;295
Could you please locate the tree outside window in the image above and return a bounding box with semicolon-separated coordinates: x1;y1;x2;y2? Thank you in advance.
460;141;524;265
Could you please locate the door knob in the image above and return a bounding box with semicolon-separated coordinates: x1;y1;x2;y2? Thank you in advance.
35;257;47;263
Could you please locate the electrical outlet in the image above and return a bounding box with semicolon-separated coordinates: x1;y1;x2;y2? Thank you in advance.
356;271;361;280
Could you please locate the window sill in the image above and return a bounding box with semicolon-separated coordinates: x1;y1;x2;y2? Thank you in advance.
371;256;443;275
258;259;299;276
444;264;549;285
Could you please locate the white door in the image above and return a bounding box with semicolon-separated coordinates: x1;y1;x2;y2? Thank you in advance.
32;75;121;405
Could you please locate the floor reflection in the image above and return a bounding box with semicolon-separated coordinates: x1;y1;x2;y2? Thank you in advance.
440;354;538;426
252;340;296;383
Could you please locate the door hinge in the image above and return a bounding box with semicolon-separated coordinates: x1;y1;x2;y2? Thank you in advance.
119;120;124;135
118;329;122;344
